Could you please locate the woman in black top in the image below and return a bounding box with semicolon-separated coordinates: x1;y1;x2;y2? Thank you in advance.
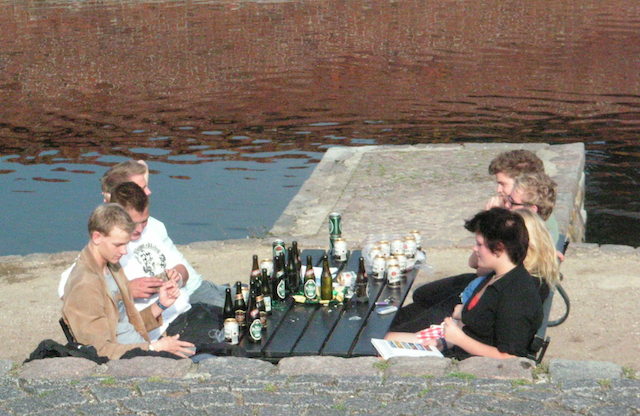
386;208;544;359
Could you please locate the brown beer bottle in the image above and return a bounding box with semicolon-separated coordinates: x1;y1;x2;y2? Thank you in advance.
250;254;261;280
355;256;368;301
320;254;333;301
246;284;262;342
234;281;247;329
223;287;234;320
303;255;318;301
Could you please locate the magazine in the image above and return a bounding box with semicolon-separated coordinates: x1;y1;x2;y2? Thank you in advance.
371;338;444;360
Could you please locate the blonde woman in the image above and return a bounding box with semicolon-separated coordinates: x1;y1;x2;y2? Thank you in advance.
516;208;560;289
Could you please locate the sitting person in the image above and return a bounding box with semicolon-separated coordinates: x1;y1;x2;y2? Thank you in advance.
386;208;545;360
391;207;559;334
61;203;195;360
504;172;559;245
485;149;544;211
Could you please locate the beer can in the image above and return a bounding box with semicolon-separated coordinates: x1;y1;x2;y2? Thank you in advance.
403;236;418;258
368;246;382;262
372;255;386;279
333;238;348;262
396;253;408;272
410;230;422;249
328;212;342;249
378;240;391;257
260;258;274;277
224;318;239;345
272;239;286;258
387;264;402;288
391;239;404;255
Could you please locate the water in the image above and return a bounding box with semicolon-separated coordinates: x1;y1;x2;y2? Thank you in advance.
1;0;639;255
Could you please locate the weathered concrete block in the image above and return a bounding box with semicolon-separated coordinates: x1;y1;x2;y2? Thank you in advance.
384;356;451;377
278;356;381;377
105;356;192;378
18;357;98;379
456;357;535;380
195;356;277;377
549;358;623;382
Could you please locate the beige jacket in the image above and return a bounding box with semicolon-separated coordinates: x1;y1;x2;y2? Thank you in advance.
62;245;162;359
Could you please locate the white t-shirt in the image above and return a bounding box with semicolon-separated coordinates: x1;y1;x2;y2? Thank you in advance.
59;216;199;340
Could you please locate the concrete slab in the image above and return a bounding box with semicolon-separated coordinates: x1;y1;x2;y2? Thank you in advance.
271;143;585;247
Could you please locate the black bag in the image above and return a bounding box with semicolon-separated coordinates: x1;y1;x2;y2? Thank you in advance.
165;302;246;357
24;339;109;364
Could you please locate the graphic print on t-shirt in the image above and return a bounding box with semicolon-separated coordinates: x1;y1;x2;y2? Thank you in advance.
134;243;167;276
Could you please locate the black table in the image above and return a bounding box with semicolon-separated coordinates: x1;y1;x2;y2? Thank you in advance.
239;249;418;362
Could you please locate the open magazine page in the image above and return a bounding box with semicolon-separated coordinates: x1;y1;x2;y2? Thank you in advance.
371;338;444;360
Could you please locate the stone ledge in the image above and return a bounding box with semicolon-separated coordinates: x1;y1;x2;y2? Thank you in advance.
8;355;629;383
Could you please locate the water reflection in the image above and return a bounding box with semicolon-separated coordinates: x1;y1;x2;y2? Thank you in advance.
1;0;639;254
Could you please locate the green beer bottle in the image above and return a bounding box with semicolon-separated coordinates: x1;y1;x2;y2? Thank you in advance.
320;254;333;301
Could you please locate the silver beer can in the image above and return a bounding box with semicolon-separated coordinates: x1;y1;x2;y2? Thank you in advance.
403;236;418;258
372;255;386;280
410;230;422;250
395;253;408;272
387;263;402;287
333;238;348;262
259;259;274;277
224;318;239;345
378;240;391;257
391;239;404;256
368;246;382;262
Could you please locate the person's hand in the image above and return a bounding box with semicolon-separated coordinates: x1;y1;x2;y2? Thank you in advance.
158;280;180;308
128;277;163;298
485;195;505;210
150;334;195;358
442;317;465;345
556;250;565;263
165;268;184;288
452;304;463;320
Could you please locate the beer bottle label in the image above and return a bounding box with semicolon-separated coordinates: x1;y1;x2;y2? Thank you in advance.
277;279;286;299
235;310;246;325
249;319;263;341
304;280;317;300
263;296;272;312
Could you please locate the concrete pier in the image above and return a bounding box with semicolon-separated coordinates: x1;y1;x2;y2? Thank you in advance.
1;142;638;377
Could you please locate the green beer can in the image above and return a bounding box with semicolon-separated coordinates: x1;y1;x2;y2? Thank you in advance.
328;212;342;250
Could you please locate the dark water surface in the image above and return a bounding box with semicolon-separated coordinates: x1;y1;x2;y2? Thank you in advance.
1;0;639;255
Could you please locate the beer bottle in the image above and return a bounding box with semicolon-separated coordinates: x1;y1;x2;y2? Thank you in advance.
355;256;368;301
286;247;299;294
256;290;268;328
320;254;333;301
246;285;262;342
261;268;272;315
234;281;247;329
274;253;287;301
292;240;302;273
303;255;318;301
223;287;234;319
250;254;261;281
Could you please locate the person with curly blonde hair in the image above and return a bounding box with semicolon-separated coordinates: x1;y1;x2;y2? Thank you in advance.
505;171;559;243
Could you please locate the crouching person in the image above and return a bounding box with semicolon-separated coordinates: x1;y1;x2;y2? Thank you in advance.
61;203;194;360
